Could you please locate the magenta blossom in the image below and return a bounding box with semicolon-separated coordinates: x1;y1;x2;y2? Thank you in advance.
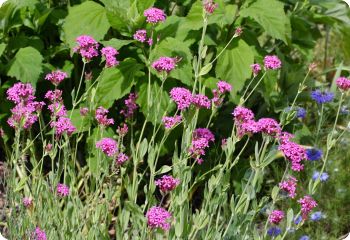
257;118;281;137
279;141;306;171
152;57;176;73
217;80;232;94
101;46;119;68
146;206;172;230
232;106;255;123
80;107;89;116
192;94;211;109
204;0;218;14
96;138;118;157
33;227;47;240
251;63;261;76
95;106;114;126
73;35;99;61
116;153;129;165
144;7;166;24
336;77;350;91
50;117;76;136
155;175;180;193
6;82;35;104
264;55;282;70
117;123;128;136
170;87;192;110
279;176;297;198
133;29;147;42
120;93;138;119
45;70;68;86
23;197;33;208
193;128;215;142
57;183;70;197
269;210;284;225
162;115;182;129
298;196;317;219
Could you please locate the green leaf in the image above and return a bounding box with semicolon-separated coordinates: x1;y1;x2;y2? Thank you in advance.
63;1;110;49
240;0;291;43
0;43;6;56
199;63;212;76
95;58;144;109
155;165;172;175
67;109;91;133
101;39;135;50
6;47;43;87
215;40;254;95
153;37;193;86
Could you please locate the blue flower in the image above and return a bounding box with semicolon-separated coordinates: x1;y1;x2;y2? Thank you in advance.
306;148;323;161
296;107;307;119
267;226;282;237
310;90;334;104
312;171;329;182
299;235;310;240
294;216;302;225
310;211;324;221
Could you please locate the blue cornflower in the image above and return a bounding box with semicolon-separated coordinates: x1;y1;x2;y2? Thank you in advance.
312;171;329;182
310;90;334;104
306;148;323;161
299;235;310;240
294;215;302;225
310;211;324;221
296;107;307;118
267;226;282;237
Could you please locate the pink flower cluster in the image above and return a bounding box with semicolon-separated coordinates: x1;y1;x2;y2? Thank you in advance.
170;87;192;110
336;76;350;91
192;94;211;109
257;118;281;136
278;139;306;171
268;210;284;225
33;227;47;240
279;176;297;198
264;55;282;70
146;206;172;230
155;175;180;192
23;197;33;208
116;153;129;165
152;57;176;73
96;138;118;157
133;29;147;42
51;117;76;136
95;106;114;126
117;123;128;137
57;183;70;197
101;46;119;68
120;93;138;119
212;80;232;106
162;115;182;129
6;83;44;129
144;7;166;24
251;63;261;76
80;107;89;116
45;70;68;86
298;195;317;219
189;128;215;164
204;0;218;14
73;35;99;62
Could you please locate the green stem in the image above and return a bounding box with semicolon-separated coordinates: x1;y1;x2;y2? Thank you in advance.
242;72;267;105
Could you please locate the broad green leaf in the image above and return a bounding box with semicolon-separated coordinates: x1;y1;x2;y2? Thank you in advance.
136;0;155;13
215;40;254;95
63;1;110;49
6;47;43;86
240;0;291;43
101;39;135;50
67;109;91;133
153;37;193;86
95;58;144;109
0;43;6;56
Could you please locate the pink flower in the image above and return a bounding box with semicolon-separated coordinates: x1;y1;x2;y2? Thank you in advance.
144;7;166;24
279;176;297;198
120;93;138;119
237;120;259;137
152;57;176;73
251;63;261;76
278;131;295;144
73;35;99;62
235;27;243;36
48;103;67;117
7;104;38;129
101;46;119;68
117;123;128;136
33;227;47;240
170;87;192;110
6;82;35;104
57;183;70;197
45;90;63;102
298;196;317;219
257;118;281;136
336;77;350;91
279;141;306;171
192;94;211;109
80;107;89;116
264;55;282;70
45;143;53;152
193;128;215;142
23;197;33;208
189;128;214;164
50;117;76;136
147;38;153;46
155;175;180;192
45;70;67;86
146;206;172;230
133;29;147;42
217;80;232;94
95;106;114;126
204;0;218;14
162;115;182;129
116;153;129;165
269;210;284;225
96;138;118;157
232;106;255;123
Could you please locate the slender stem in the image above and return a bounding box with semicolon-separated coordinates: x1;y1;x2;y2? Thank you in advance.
70;62;86;118
315;103;324;144
242;72;267;104
210;32;239;65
